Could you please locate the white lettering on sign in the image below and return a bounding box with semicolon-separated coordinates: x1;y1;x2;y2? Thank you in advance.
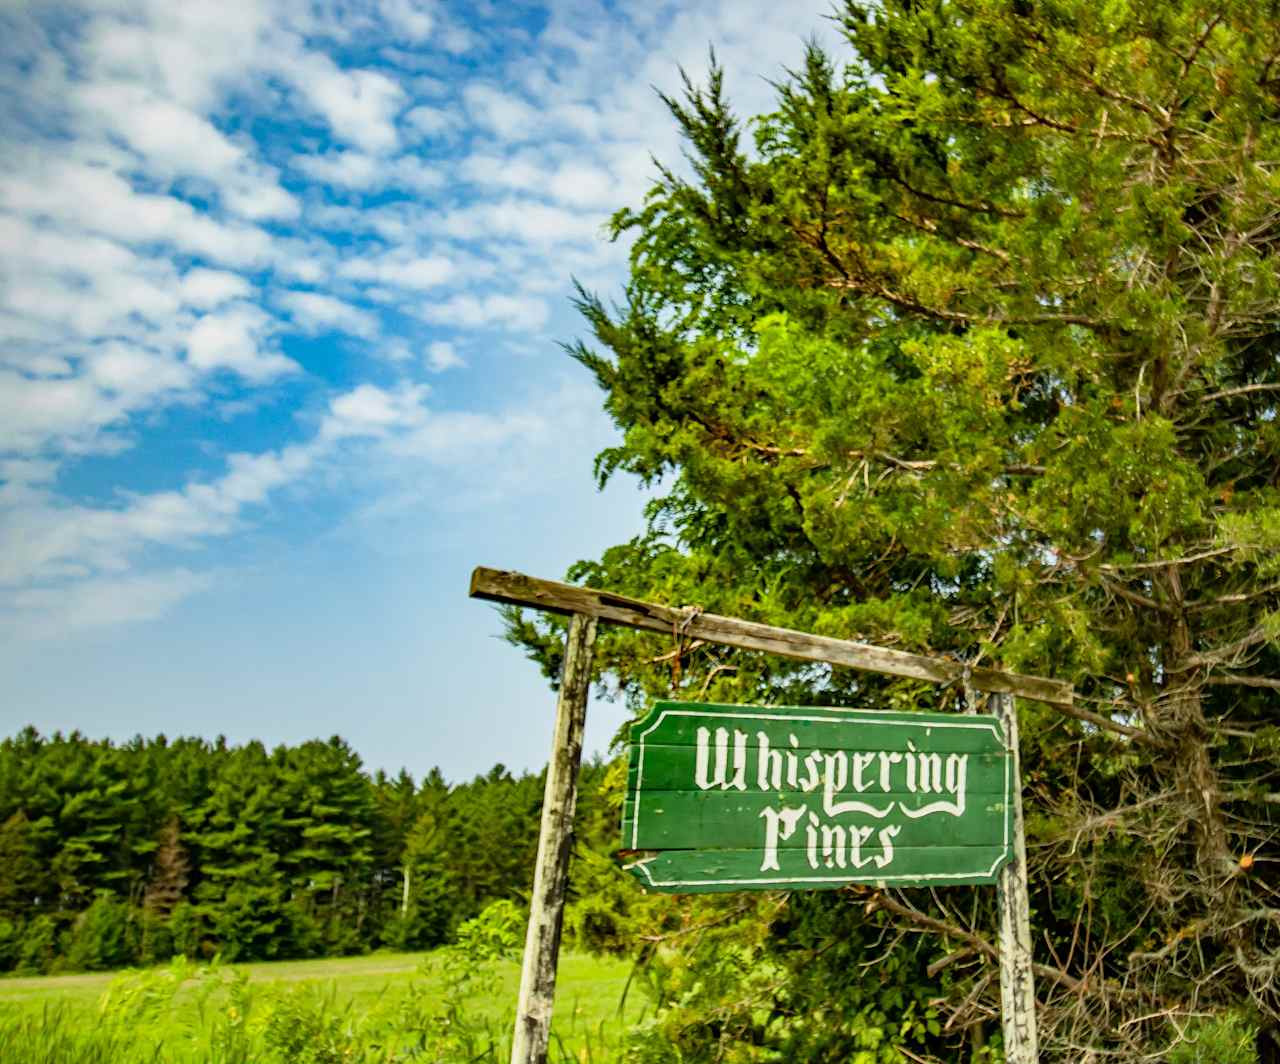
692;727;973;872
694;726;748;791
757;803;807;871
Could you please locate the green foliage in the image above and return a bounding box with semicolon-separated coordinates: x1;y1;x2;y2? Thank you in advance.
0;728;616;972
1166;1012;1258;1064
16;915;58;975
514;0;1280;1057
167;901;205;961
62;893;137;972
454;899;526;961
0;919;19;971
0;951;638;1063
257;985;362;1064
621;893;963;1063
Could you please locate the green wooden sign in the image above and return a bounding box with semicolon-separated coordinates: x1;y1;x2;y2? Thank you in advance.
621;701;1013;893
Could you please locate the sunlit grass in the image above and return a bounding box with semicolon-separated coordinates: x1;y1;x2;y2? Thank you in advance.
0;949;644;1063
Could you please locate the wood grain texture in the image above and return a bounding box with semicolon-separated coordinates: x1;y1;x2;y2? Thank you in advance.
471;567;1073;708
625;846;1010;893
992;692;1040;1063
510;613;596;1064
622;793;1008;848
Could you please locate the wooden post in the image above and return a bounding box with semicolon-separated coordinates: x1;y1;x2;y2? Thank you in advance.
510;612;597;1064
472;568;1070;1057
992;691;1039;1062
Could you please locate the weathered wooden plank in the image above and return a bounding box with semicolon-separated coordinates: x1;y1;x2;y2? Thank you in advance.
624;846;1011;893
510;613;597;1064
992;692;1039;1062
623;701;1006;752
470;567;1073;708
628;748;1007;790
621;793;1007;847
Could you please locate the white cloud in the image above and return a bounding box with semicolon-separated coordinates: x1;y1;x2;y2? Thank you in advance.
277;290;380;339
323;382;430;440
458;151;548;193
0;371;121;453
548;161;619;208
0;381;434;594
458;153;620;209
5;569;215;637
464;84;543;141
0;458;58;494
435;22;478;55
421;293;549;332
181;268;253;308
87;341;195;397
2;158;275;267
77;1;273;112
425;340;465;371
293;150;383;188
72;82;299;222
287;55;405;154
381;0;437;42
391;408;548;465
293;150;443;192
402;104;455;139
338;252;455;290
186;304;297;380
433;198;603;246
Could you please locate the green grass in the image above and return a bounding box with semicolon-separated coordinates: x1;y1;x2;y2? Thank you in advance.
0;949;645;1063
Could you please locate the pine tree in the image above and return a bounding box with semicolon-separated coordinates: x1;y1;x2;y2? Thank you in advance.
191;742;290;960
0;811;47;917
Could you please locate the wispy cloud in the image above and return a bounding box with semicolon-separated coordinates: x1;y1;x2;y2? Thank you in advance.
1;0;832;637
0;381;429;593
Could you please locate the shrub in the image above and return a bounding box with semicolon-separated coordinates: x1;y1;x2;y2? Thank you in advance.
62;894;137;972
0;917;21;971
167;900;205;960
453;898;525;961
1167;1012;1257;1064
138;908;173;966
16;914;58;974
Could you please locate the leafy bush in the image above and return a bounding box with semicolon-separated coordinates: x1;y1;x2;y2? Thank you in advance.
258;986;358;1064
1166;1013;1257;1064
16;914;57;975
0;918;21;971
62;894;137;971
621;892;964;1064
454;898;526;961
137;908;173;966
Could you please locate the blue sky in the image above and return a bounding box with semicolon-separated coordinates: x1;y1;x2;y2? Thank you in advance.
0;0;833;782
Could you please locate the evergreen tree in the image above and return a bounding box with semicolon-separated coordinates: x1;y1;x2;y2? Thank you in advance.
276;737;375;953
369;767;421;926
0;811;48;917
191;741;291;960
515;1;1280;1057
0;727;574;971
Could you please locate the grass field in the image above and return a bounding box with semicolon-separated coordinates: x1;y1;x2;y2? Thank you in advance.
0;949;646;1063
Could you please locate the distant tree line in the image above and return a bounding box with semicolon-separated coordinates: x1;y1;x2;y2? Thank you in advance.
0;727;615;973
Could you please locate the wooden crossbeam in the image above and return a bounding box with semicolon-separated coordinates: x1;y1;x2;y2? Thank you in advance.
470;566;1073;709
